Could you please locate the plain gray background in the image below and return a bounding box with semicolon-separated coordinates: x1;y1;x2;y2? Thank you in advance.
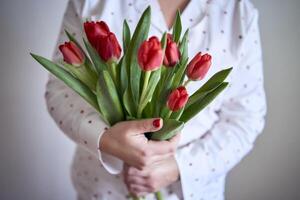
0;0;299;199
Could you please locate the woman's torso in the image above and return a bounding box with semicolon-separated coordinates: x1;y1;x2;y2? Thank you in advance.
70;0;251;199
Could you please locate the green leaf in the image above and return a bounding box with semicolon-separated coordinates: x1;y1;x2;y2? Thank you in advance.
123;87;136;116
126;115;136;120
197;67;232;91
180;82;229;123
172;11;182;43
172;58;188;88
139;69;161;114
130;62;142;106
142;102;153;118
161;32;167;50
122;20;131;53
96;70;124;125
170;107;185;120
150;119;184;141
119;57;128;95
156;72;175;116
65;30;84;52
83;38;107;74
106;61;119;89
160;105;172;119
179;29;189;65
126;6;151;106
186;67;232;108
30;53;99;111
61;62;97;91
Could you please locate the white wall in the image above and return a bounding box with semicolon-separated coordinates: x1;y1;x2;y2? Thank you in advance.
0;0;75;199
0;0;299;199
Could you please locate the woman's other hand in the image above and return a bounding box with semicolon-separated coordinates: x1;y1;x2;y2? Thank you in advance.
123;156;180;197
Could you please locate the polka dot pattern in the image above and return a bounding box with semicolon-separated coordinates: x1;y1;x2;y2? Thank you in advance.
46;0;267;199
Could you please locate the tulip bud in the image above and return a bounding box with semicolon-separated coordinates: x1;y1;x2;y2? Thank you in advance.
59;41;85;66
163;34;181;67
138;36;163;71
186;52;212;80
84;21;121;62
167;86;189;112
97;33;122;62
84;21;110;45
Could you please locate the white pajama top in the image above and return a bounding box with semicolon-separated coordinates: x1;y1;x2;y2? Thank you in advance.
45;0;267;199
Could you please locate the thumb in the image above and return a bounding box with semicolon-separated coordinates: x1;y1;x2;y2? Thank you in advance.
127;118;163;134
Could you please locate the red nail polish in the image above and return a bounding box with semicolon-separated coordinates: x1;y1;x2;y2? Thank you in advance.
153;118;161;128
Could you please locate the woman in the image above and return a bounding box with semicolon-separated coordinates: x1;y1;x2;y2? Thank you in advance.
45;0;266;199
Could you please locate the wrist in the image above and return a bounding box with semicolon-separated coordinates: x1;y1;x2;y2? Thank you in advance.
99;129;121;159
99;129;109;152
172;157;180;182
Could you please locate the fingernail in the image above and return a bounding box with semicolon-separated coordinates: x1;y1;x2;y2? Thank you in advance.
152;118;161;128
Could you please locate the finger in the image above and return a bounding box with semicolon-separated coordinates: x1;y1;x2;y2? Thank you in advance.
132;192;148;198
129;184;152;194
147;139;177;155
130;190;148;199
126;118;163;135
168;132;181;145
126;166;150;177
149;132;182;155
150;152;174;164
123;163;130;171
127;176;148;186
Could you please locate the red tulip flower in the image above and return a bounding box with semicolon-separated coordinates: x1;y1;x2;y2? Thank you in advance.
187;52;212;80
167;86;189;112
84;21;109;45
84;21;121;62
96;32;122;62
138;36;163;71
163;34;180;67
59;41;85;66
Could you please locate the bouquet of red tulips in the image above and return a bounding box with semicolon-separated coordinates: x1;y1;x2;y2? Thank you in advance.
31;6;231;200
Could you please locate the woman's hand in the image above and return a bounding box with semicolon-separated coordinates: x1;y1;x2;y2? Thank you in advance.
123;156;180;197
99;118;180;170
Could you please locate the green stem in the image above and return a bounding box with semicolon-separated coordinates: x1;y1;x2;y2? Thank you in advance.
155;68;173;116
165;110;173;119
108;61;118;87
155;191;164;200
137;71;151;118
183;79;191;87
131;196;144;200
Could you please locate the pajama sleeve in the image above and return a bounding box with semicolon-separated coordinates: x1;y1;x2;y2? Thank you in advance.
175;6;267;199
44;0;123;174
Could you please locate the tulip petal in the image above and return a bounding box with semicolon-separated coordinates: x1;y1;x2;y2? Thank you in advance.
83;38;107;74
65;30;98;76
145;49;163;71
